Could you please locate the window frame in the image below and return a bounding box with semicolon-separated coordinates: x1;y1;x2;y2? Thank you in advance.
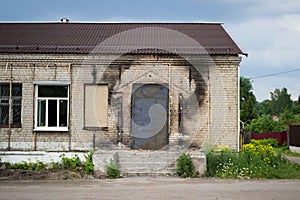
34;81;70;132
0;83;22;128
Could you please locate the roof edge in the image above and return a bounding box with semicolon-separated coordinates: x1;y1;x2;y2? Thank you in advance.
0;21;224;25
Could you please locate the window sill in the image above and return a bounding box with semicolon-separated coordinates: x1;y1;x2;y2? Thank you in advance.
0;124;22;128
33;127;68;132
83;127;108;131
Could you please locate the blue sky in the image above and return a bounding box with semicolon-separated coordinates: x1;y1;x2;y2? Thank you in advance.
1;0;300;101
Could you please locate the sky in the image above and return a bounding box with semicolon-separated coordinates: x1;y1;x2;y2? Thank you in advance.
1;0;300;102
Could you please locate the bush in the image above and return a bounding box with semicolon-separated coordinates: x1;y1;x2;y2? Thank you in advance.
251;139;279;148
2;152;95;176
60;154;82;169
84;151;94;174
205;150;237;177
5;160;46;171
176;153;197;178
106;160;120;179
244;114;283;133
205;143;300;179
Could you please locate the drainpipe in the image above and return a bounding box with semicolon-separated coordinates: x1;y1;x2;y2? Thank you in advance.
207;67;210;146
68;64;72;151
7;64;12;150
237;65;241;151
32;64;37;151
168;63;171;137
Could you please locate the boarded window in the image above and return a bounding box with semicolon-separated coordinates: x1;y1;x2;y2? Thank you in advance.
84;85;108;128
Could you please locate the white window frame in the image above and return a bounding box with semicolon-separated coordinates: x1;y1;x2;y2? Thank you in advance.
34;81;70;132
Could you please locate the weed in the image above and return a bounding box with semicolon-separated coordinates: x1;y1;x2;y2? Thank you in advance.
206;143;300;179
106;159;120;179
84;151;94;174
60;154;82;169
176;153;197;178
5;160;46;171
275;145;300;157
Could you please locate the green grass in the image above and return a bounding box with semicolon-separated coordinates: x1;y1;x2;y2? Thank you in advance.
275;145;300;157
205;143;300;179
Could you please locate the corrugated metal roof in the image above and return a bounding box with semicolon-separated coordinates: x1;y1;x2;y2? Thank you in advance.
0;23;246;55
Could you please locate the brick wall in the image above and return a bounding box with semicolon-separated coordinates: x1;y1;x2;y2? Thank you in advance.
0;53;241;151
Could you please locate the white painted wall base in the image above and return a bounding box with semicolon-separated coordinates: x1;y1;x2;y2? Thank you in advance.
0;151;87;164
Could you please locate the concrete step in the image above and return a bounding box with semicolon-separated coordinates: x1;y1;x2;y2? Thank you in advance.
116;151;180;174
93;150;206;177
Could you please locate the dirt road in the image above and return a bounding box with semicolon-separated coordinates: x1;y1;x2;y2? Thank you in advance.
1;177;300;200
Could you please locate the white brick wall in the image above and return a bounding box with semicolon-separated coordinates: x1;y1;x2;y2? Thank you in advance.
0;53;241;151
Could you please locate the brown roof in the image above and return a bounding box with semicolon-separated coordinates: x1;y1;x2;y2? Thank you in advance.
0;22;246;55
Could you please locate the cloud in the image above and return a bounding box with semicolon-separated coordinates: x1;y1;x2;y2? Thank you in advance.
252;75;300;101
246;0;300;16
226;13;300;101
229;14;300;67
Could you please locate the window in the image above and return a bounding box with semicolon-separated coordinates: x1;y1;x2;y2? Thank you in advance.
0;83;22;128
34;84;69;131
84;84;108;128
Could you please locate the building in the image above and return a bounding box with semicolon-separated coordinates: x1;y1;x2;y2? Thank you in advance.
0;22;246;152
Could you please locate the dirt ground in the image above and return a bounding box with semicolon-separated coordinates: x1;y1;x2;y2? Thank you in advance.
1;178;300;200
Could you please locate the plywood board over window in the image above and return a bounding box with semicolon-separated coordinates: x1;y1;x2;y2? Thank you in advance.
84;84;108;128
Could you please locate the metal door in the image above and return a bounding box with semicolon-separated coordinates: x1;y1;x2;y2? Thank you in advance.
131;83;169;150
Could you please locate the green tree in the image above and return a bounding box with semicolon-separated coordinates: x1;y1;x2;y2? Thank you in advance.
270;88;292;115
257;99;272;116
244;114;283;133
279;104;300;128
240;77;257;123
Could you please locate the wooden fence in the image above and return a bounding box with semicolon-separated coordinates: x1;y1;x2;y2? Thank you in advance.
289;125;300;147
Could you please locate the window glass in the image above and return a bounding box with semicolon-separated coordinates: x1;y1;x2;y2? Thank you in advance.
0;83;22;127
48;100;57;127
38;86;68;97
59;100;68;127
35;84;69;131
38;100;46;126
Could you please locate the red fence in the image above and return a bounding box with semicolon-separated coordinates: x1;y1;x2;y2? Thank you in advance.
251;131;288;146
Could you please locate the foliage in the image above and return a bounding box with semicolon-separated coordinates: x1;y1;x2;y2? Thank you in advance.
244;114;283;133
270;88;293;115
5;160;46;171
2;152;95;176
240;77;257;123
84;151;94;174
205;143;300;179
105;160;121;179
275;144;300;157
176;153;197;178
251;138;279;148
205;148;236;177
244;86;300;133
60;154;82;169
280;105;300;125
245;103;300;133
257;100;272;116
